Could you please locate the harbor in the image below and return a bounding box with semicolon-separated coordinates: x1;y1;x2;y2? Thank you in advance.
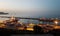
0;0;59;36
0;16;60;36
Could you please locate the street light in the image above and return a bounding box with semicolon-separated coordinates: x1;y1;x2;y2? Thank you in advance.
54;21;58;25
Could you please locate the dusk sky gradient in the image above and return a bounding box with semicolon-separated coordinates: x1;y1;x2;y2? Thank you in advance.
0;0;60;18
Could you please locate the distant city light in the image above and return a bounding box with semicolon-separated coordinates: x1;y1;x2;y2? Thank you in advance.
54;21;58;24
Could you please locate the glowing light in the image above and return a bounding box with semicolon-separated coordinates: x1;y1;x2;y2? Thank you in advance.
54;21;58;24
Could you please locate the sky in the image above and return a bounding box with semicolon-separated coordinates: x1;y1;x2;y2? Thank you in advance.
0;0;60;18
